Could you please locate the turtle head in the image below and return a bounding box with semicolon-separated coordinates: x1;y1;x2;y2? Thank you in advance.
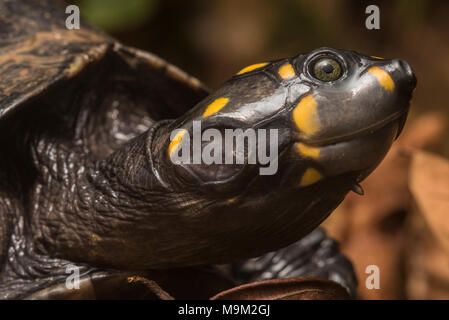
160;47;416;196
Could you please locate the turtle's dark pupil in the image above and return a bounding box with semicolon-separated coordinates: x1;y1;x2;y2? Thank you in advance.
322;64;334;74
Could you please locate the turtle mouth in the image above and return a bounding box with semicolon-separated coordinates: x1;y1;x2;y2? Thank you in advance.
290;111;404;181
298;107;409;148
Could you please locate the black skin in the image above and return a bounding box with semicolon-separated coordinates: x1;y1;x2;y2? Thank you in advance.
0;0;416;299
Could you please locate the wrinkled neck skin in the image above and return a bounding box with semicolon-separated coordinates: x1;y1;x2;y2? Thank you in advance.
0;163;98;299
27;122;173;269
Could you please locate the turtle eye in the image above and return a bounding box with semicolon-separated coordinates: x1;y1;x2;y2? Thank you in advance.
311;57;342;82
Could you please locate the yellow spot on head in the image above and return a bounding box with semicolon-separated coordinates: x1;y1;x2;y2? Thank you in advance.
296;143;320;159
368;66;395;92
300;168;323;186
278;63;295;80
168;129;187;158
371;56;384;59
202;97;229;118
237;62;268;75
293;94;321;136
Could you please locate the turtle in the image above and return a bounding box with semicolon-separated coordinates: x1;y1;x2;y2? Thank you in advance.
0;0;416;299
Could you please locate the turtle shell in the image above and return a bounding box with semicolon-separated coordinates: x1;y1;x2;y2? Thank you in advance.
0;0;208;121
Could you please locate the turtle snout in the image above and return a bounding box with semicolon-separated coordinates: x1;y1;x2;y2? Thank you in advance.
392;59;417;93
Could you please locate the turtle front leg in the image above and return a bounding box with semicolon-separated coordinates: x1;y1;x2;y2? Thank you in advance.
230;228;358;297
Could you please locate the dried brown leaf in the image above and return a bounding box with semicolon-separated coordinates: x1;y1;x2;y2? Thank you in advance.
410;151;449;253
210;278;350;300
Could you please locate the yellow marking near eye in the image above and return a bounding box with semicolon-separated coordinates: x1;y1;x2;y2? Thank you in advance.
300;168;323;187
296;143;320;159
168;129;187;158
202;97;229;118
371;56;384;59
368;66;395;92
236;62;268;75
278;63;295;80
293;94;321;136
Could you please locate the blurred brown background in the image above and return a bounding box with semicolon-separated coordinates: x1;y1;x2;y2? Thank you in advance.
67;0;449;299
